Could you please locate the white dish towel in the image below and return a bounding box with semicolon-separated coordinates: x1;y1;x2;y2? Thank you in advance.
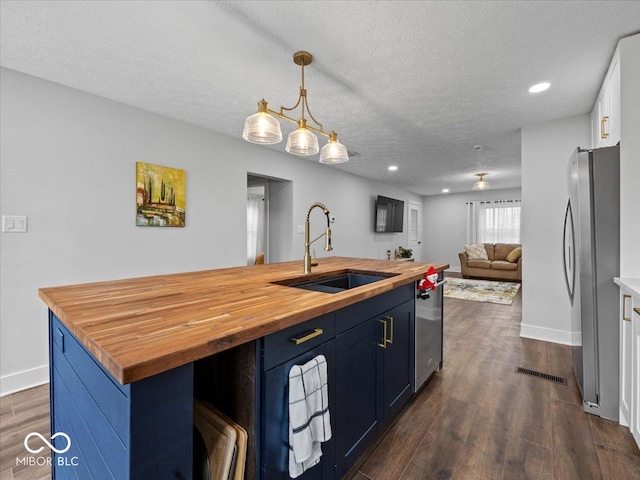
288;354;332;479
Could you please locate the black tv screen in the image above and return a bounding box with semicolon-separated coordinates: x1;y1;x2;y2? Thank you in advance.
374;195;404;233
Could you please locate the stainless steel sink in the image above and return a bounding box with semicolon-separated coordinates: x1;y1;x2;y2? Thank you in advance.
274;271;396;294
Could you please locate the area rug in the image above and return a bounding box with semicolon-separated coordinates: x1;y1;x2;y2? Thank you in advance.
443;277;521;305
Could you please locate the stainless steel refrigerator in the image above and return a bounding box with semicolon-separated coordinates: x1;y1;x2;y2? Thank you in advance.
562;145;620;420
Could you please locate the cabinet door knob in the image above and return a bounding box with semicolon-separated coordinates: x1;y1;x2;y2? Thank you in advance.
601;115;609;139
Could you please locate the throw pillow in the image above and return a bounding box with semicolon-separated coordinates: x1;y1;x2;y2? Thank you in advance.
506;247;522;263
465;244;489;261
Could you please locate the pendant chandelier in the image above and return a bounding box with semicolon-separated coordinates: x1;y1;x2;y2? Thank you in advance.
242;51;349;164
473;173;491;190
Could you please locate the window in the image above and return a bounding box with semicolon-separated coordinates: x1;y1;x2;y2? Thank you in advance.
467;200;521;244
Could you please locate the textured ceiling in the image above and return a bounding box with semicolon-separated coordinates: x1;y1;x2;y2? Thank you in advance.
2;1;639;195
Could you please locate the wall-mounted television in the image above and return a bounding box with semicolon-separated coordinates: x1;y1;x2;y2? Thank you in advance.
374;195;404;233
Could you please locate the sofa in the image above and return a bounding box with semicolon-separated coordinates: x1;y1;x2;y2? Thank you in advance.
459;243;522;282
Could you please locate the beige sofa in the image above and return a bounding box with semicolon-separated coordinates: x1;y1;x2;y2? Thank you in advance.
459;243;522;282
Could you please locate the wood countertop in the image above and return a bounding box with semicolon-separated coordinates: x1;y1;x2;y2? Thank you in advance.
39;256;448;384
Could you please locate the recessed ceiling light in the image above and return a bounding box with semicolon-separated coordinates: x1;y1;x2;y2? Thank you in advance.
442;189;450;193
388;165;398;171
528;82;551;93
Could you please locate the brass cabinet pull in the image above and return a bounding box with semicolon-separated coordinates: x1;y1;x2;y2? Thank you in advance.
378;319;388;348
623;294;632;322
385;316;394;344
601;115;609;139
290;328;324;345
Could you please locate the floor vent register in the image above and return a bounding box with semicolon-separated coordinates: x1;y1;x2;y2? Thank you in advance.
515;366;568;385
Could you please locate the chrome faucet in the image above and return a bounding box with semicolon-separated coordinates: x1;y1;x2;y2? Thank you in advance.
304;202;333;274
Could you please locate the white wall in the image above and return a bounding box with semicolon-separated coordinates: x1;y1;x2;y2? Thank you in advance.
520;114;590;345
0;68;422;395
421;187;522;270
619;34;640;278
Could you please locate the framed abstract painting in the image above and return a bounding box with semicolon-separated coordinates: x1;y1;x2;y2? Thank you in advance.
136;162;186;227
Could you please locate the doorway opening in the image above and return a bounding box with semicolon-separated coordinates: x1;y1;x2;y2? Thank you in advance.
247;174;293;265
408;201;422;261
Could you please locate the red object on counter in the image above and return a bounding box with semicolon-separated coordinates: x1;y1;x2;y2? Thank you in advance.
418;266;439;291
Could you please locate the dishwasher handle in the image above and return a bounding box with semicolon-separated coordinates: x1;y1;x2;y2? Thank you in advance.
417;278;446;299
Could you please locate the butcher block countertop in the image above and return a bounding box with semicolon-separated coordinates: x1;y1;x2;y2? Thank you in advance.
39;256;448;385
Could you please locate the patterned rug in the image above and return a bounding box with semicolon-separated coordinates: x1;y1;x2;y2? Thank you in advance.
443;277;521;305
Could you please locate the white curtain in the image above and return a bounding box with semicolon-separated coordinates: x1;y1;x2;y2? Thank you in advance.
467;200;521;244
466;202;478;244
247;194;265;265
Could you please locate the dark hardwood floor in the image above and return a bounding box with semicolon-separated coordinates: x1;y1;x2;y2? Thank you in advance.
1;277;639;479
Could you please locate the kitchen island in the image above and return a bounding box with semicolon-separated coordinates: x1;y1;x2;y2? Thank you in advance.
40;256;448;479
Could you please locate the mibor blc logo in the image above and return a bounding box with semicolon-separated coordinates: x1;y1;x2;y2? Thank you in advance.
24;432;71;454
17;431;78;468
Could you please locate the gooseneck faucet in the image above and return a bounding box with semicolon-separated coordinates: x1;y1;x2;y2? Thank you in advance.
304;202;333;274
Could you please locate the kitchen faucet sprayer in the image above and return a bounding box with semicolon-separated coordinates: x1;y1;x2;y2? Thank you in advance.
304;202;332;274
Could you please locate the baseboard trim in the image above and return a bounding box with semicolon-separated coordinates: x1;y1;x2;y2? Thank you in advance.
446;267;461;273
620;408;630;428
0;365;49;397
519;323;578;346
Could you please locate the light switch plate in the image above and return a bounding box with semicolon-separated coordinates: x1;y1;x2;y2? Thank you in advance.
2;215;28;233
297;225;305;234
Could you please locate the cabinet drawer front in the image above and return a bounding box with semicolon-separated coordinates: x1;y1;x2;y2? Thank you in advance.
335;283;414;333
263;313;335;370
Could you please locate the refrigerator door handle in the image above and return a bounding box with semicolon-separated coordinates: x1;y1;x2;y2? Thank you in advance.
562;199;575;305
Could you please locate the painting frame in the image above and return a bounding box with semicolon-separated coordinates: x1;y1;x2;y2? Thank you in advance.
136;162;186;227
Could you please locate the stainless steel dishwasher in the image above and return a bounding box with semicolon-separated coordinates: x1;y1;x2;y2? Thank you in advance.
414;273;445;392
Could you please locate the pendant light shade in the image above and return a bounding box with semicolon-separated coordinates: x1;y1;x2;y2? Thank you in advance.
242;99;282;144
242;51;348;164
286;120;319;156
473;173;491;190
319;131;349;164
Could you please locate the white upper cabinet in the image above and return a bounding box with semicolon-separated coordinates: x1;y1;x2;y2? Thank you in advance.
592;47;621;148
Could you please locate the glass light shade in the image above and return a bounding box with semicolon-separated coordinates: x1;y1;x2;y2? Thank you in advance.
319;138;349;164
242;112;282;144
472;179;491;190
286;127;319;155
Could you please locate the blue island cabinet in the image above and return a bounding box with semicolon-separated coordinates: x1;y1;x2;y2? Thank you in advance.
261;283;415;480
48;312;193;480
47;281;418;480
334;292;414;478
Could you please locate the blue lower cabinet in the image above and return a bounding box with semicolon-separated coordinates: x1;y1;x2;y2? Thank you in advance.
381;300;415;423
262;340;336;479
49;312;193;480
335;298;415;478
335;318;383;478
